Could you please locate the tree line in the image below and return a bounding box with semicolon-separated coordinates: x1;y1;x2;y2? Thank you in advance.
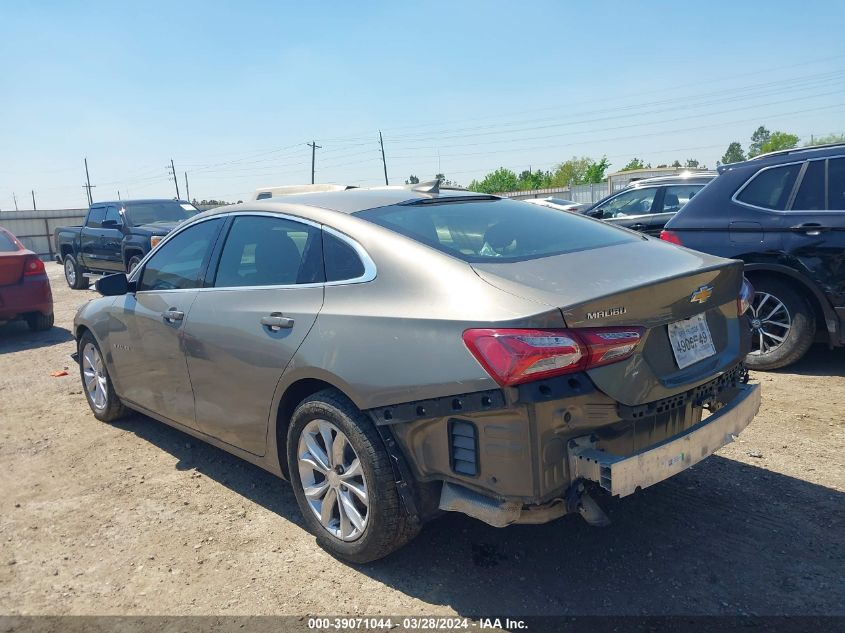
719;128;845;165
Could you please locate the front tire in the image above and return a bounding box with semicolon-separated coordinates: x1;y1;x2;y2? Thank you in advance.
25;312;54;331
745;279;815;370
287;389;419;563
64;255;86;290
127;255;143;273
78;331;127;422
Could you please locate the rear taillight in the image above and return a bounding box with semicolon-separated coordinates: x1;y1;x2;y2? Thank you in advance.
659;230;682;245
23;255;46;276
462;327;644;387
738;277;754;315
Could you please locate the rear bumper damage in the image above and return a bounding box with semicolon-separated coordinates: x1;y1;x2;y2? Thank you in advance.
567;382;761;497
435;382;760;527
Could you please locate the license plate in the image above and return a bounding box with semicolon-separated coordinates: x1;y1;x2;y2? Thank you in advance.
667;313;716;369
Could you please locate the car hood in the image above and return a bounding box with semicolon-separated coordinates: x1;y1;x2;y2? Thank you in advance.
130;222;182;235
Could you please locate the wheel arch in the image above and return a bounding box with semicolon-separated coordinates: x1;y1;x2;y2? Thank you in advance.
743;263;837;343
273;373;361;479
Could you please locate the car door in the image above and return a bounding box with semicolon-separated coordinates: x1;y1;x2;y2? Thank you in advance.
107;217;225;429
182;213;325;456
782;157;845;310
593;187;659;232
644;184;706;235
80;206;105;268
99;205;126;272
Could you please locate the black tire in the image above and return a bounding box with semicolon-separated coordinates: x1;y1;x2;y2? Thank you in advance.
63;254;87;290
25;312;54;331
78;330;127;422
745;278;816;371
287;389;420;563
126;254;143;273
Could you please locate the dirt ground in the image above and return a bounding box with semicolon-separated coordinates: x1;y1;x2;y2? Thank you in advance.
0;263;843;616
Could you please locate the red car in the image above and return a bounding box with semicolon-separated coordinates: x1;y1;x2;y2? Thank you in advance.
0;227;54;331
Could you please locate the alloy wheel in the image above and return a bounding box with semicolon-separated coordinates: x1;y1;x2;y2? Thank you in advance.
82;343;108;411
65;258;76;286
748;291;791;356
297;419;369;542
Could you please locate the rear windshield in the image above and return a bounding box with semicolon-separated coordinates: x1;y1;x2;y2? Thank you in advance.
355;198;639;263
124;201;199;226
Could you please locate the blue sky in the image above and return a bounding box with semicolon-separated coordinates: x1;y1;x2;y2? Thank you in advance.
2;0;844;209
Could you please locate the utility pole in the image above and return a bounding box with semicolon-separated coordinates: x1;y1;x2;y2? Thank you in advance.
379;131;389;185
307;141;321;184
13;192;19;211
167;159;181;199
184;172;191;203
31;190;36;211
83;157;96;205
117;190;121;200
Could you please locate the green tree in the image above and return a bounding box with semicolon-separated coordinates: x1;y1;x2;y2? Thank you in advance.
549;156;593;186
435;173;460;187
671;160;682;168
684;159;700;169
467;167;519;194
804;133;845;146
583;156;610;183
720;142;746;164
405;175;419;184
759;131;799;154
748;126;771;158
620;158;645;171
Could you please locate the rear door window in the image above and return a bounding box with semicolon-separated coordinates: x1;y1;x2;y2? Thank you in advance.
736;164;802;211
790;160;826;211
828;158;845;210
0;232;19;252
600;188;657;217
86;207;106;228
213;216;322;288
356;198;638;263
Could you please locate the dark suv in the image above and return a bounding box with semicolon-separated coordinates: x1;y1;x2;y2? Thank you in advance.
584;174;715;235
662;144;845;370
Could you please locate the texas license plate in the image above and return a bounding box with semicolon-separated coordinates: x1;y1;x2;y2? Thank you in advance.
667;313;717;369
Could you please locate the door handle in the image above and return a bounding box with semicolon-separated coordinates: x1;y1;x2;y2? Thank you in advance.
261;313;294;331
162;309;184;323
630;223;645;231
791;223;831;236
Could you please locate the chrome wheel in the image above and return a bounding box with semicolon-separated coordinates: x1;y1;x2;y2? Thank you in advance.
748;291;791;356
64;258;77;286
82;343;108;411
297;419;369;542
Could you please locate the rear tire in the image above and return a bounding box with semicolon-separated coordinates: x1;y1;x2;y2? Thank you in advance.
64;255;87;290
25;312;54;331
745;279;815;371
78;331;127;422
127;255;143;273
287;389;420;563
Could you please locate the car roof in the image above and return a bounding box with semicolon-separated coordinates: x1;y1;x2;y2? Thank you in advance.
718;142;845;173
202;187;495;217
91;198;190;206
626;173;716;187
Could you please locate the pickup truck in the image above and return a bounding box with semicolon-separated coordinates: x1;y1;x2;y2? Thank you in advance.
54;199;199;289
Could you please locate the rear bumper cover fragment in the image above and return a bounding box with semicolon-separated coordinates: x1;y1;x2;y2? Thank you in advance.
568;382;761;497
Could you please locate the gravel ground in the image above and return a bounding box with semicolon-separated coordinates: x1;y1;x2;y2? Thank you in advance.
0;263;843;616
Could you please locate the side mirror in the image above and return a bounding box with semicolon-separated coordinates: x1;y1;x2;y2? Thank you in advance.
96;273;133;296
591;209;605;219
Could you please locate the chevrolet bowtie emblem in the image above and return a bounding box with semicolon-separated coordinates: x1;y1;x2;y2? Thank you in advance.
690;285;713;304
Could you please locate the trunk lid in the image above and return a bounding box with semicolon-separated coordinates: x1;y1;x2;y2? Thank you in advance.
472;239;746;405
0;252;28;287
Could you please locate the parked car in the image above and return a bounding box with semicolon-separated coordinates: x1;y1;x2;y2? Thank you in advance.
523;197;586;213
72;185;759;562
55;199;200;289
0;227;53;331
662;144;845;370
583;174;716;235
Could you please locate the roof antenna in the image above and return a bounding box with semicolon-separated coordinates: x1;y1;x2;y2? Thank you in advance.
409;178;441;194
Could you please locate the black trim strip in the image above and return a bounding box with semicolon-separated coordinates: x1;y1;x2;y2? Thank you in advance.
367;388;506;425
